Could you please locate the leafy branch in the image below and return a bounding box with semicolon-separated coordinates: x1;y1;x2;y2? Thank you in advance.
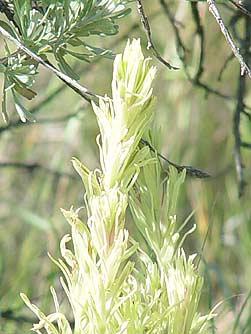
0;24;96;104
0;0;131;121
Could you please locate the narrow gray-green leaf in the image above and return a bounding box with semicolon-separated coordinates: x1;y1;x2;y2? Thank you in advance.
1;78;9;123
12;91;36;122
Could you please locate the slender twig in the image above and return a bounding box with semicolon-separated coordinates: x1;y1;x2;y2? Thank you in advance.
229;11;244;43
136;0;178;70
241;142;251;149
159;0;237;102
166;1;251;104
159;0;187;62
233;71;246;197
207;0;251;78
218;53;234;81
36;110;81;124
0;161;78;179
242;109;251;121
229;0;251;17
190;2;205;83
0;25;98;102
233;16;251;197
140;139;210;179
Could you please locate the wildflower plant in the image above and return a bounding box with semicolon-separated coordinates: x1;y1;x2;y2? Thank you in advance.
21;39;215;334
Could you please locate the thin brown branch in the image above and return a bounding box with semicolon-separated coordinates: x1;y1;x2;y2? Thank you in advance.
241;141;251;149
233;16;251;197
136;0;178;70
159;0;187;63
37;110;81;124
0;161;78;180
207;0;251;78
218;53;234;81
233;71;246;197
190;2;205;83
242;109;251;121
229;0;251;17
140;139;210;179
159;0;237;103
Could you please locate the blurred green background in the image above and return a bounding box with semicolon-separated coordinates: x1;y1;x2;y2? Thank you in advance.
0;1;251;333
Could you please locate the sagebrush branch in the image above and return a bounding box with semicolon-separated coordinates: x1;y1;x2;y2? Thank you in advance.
207;0;251;78
0;25;98;102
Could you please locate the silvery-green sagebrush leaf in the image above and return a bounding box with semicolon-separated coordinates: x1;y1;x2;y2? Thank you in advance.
1;0;132;122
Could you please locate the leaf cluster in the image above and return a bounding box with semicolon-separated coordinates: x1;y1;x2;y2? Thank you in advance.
0;0;131;121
